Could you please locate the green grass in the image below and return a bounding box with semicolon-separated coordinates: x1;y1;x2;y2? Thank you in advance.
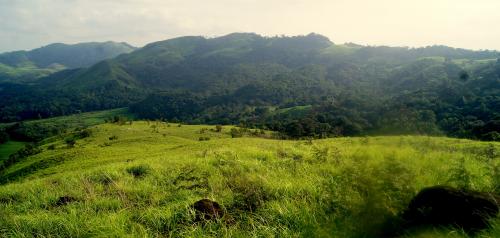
0;141;26;161
0;62;62;83
321;44;361;57
0;108;131;129
273;105;312;118
451;58;497;71
0;121;498;237
20;108;132;128
0;108;133;141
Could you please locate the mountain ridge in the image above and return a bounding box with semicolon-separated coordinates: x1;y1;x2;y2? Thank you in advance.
0;33;498;141
0;41;136;83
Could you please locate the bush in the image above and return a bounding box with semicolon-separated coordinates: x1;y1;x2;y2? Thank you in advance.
198;137;210;141
126;165;151;178
108;115;129;125
199;128;208;134
76;129;92;139
230;128;243;138
215;125;223;132
65;137;76;148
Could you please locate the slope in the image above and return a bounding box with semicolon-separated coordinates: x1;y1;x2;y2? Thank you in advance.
0;121;498;237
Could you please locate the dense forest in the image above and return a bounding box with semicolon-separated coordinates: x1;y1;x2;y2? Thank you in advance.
0;33;498;141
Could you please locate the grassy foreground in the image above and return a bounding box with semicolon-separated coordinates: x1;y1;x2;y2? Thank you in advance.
0;121;499;237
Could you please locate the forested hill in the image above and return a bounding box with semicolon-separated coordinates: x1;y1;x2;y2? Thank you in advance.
0;42;136;83
0;33;499;140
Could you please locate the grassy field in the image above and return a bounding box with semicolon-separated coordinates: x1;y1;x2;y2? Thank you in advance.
0;121;499;237
0;141;26;162
0;108;133;141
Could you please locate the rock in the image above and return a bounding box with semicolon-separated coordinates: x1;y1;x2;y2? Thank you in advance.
55;196;77;206
192;199;224;221
402;186;500;232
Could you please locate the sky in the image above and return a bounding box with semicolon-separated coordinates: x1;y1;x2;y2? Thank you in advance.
1;0;500;53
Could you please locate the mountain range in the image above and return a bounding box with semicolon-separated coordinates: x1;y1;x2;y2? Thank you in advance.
0;41;135;83
0;33;498;141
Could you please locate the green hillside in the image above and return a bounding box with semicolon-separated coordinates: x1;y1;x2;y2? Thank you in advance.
0;121;498;237
0;108;132;141
1;33;497;142
0;141;25;162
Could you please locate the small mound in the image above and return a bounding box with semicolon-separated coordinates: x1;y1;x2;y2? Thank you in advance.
402;186;499;232
192;199;224;221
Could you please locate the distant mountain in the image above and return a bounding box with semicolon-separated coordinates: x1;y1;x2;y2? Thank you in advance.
39;33;498;92
0;42;136;82
0;33;498;140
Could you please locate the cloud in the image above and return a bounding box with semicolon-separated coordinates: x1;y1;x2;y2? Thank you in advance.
0;0;499;53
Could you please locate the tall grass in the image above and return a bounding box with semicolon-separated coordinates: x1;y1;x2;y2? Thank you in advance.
0;122;498;237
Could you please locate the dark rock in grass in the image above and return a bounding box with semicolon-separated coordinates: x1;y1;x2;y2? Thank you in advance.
55;196;77;206
402;186;500;233
192;199;224;221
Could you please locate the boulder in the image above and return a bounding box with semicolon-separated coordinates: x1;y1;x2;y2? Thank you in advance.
192;199;224;221
402;186;499;232
55;196;77;206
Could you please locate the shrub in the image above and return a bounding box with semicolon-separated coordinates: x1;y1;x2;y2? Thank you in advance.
126;165;151;178
215;125;223;132
109;115;128;125
230;128;243;138
65;137;76;148
199;128;208;134
76;129;92;139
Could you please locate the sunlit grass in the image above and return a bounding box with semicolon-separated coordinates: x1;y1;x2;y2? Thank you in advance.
0;121;498;237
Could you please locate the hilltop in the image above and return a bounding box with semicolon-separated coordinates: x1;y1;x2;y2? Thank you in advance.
0;121;498;237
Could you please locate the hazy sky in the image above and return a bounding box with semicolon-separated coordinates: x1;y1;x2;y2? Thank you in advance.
1;0;500;53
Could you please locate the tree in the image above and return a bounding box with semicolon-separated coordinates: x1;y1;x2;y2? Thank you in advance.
459;71;469;81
